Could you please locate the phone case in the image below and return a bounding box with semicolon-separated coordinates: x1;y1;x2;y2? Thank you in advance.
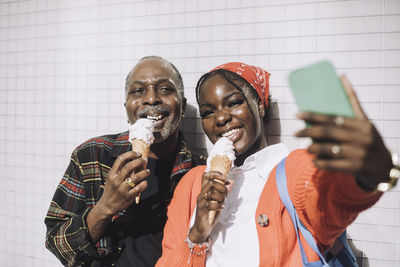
288;61;355;118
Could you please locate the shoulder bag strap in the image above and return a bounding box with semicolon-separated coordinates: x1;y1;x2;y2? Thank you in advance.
276;158;329;266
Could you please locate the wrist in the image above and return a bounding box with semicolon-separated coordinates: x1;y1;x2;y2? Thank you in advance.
355;176;377;192
92;201;115;219
185;228;210;259
376;152;400;192
188;227;209;244
358;152;400;193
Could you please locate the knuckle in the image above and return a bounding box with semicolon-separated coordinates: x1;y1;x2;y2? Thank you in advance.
354;160;363;171
324;126;334;137
359;148;367;160
108;174;118;182
314;127;325;137
364;135;373;147
365;122;373;133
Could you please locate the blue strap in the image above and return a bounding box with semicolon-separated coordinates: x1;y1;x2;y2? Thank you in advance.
276;158;329;266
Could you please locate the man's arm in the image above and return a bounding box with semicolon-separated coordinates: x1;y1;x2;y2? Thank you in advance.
45;149;150;266
85;151;149;242
45;150;101;266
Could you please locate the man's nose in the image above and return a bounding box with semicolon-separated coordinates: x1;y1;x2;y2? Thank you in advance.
143;87;161;105
215;109;232;126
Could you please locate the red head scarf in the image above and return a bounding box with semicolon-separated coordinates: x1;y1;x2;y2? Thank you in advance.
209;62;271;109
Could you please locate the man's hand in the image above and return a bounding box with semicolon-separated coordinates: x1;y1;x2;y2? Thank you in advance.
87;151;150;242
97;151;149;215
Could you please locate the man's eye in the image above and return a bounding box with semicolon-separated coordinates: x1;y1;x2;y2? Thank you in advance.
159;87;174;94
129;88;144;95
228;99;244;107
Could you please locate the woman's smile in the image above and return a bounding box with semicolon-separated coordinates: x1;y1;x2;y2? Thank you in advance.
221;127;243;143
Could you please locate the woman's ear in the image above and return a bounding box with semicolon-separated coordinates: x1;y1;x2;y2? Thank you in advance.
258;101;265;118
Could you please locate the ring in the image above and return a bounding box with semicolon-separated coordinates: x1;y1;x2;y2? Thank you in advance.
331;145;341;155
125;178;136;188
334;116;345;127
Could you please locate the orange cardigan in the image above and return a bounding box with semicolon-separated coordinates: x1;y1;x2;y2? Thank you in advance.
157;149;381;267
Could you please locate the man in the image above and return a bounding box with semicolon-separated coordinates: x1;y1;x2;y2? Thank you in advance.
45;56;205;266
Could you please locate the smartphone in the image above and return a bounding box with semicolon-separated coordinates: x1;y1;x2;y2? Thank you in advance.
288;61;355;118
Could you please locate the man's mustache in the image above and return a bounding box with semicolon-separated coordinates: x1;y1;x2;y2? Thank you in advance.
137;106;170;118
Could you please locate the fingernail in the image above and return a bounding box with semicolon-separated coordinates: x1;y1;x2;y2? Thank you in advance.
296;112;305;118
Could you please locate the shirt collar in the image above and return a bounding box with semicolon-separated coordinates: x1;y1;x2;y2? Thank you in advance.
232;143;289;180
110;131;131;158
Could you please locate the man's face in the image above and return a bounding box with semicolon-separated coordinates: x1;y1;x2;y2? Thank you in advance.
125;58;186;143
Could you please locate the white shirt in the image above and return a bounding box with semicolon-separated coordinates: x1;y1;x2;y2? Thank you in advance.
202;143;289;267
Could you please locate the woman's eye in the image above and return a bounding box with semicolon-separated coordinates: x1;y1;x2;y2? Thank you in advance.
200;110;213;119
228;98;244;107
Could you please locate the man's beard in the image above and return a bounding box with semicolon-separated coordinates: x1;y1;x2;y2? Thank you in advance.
157;113;181;142
137;106;182;143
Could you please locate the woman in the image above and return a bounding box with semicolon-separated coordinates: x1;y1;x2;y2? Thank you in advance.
156;62;397;266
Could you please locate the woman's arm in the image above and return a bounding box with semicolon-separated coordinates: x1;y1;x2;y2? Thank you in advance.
156;166;207;267
292;75;393;249
286;149;382;249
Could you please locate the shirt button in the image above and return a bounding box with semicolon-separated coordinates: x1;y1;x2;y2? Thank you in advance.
257;214;269;227
117;230;124;237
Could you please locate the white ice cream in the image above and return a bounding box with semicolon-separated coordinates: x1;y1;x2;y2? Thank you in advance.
206;137;236;171
128;118;155;144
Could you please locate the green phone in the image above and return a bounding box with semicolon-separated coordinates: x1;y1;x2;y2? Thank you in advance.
288;61;355;118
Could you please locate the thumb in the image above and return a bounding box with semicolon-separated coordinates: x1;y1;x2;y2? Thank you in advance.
340;74;368;120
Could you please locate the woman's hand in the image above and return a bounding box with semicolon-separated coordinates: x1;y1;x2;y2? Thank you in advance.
189;171;230;243
295;75;393;191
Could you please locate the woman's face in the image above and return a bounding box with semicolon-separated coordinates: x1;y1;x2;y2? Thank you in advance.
199;74;266;159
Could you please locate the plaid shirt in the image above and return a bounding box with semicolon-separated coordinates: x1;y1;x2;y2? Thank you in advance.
45;131;205;266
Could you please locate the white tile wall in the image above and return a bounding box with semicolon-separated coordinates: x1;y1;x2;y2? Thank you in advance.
0;0;399;266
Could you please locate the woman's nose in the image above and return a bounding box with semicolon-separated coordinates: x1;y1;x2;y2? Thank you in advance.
215;109;232;126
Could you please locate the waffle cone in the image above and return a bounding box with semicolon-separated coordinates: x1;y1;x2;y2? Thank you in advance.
208;155;232;225
131;139;151;204
210;155;232;175
131;139;151;159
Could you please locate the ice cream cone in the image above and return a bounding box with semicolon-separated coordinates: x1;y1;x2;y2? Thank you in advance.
128;118;155;205
131;139;151;204
206;137;235;225
208;155;232;225
210;155;232;176
131;138;151;159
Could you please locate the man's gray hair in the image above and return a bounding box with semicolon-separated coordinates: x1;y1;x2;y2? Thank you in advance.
125;56;184;98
